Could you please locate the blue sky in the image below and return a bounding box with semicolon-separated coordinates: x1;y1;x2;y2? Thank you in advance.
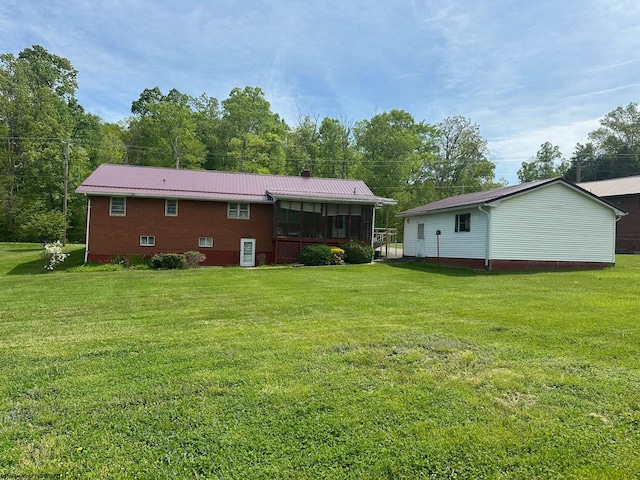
3;0;640;184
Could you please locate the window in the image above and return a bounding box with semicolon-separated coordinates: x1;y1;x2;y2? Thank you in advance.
417;223;425;240
455;213;471;232
228;202;250;219
140;236;155;246
165;199;178;216
110;197;126;216
199;237;213;248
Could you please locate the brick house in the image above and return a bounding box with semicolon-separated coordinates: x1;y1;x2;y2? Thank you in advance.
76;164;396;266
579;176;640;253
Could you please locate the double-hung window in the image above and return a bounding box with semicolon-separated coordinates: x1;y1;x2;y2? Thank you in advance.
110;197;126;216
228;202;250;219
165;199;178;216
455;213;471;232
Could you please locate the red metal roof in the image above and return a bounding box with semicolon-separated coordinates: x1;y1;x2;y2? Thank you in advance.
76;164;397;205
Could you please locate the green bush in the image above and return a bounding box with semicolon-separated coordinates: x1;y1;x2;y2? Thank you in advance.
19;210;66;243
149;253;186;270
300;244;333;266
340;241;374;264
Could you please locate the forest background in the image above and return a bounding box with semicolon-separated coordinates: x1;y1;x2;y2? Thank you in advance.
2;46;639;243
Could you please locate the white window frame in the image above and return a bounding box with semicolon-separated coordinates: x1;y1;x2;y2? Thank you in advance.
140;235;155;247
455;213;471;233
228;202;250;219
165;199;178;216
110;197;126;216
417;223;425;240
199;237;213;248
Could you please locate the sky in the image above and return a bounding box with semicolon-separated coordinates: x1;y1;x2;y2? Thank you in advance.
2;0;640;184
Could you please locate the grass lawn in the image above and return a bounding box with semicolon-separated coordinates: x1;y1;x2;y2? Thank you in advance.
1;243;639;479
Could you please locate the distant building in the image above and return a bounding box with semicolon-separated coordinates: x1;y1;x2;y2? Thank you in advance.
579;176;640;253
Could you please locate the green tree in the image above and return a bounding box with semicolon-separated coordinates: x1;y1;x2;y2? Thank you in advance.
0;45;88;241
220;86;288;173
518;142;568;183
426;116;496;198
127;87;206;169
354;110;437;223
565;103;640;182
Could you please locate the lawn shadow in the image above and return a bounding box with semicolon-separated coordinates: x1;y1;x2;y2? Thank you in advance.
7;247;85;275
384;258;608;277
384;259;485;277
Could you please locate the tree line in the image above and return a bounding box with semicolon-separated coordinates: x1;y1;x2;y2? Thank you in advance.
1;45;639;244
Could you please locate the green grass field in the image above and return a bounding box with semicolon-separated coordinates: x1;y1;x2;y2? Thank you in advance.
1;244;639;479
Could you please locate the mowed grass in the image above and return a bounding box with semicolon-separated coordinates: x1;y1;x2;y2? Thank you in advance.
1;244;639;479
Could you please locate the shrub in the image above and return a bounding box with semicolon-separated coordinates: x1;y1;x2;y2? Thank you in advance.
340;241;374;264
331;247;345;265
184;251;206;268
42;241;68;271
300;244;333;266
149;253;186;270
20;210;66;243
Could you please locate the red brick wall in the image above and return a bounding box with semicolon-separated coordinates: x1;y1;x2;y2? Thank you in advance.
603;194;640;252
414;256;612;270
86;196;275;265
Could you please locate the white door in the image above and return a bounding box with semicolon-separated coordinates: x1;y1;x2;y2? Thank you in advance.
240;238;256;267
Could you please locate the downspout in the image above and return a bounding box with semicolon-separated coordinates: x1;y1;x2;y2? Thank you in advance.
614;215;623;264
84;196;91;264
478;205;490;270
371;205;376;248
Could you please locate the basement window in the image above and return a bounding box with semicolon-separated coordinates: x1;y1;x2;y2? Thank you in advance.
199;237;213;248
140;236;155;247
228;202;250;219
455;213;471;232
165;199;178;216
110;197;126;216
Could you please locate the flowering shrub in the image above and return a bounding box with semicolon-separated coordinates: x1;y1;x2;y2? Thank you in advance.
184;251;206;268
42;241;68;271
331;247;345;265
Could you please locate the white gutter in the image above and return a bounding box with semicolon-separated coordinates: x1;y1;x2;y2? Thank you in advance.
84;196;91;263
478;205;491;269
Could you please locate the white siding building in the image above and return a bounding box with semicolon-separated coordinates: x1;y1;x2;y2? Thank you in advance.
398;178;625;270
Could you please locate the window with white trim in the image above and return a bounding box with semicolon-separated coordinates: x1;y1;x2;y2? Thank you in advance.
140;235;155;246
199;237;213;248
455;213;471;232
417;223;425;240
228;202;250;219
110;197;126;216
165;199;178;216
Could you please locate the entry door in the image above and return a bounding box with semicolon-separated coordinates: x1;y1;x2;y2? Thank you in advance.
240;238;256;267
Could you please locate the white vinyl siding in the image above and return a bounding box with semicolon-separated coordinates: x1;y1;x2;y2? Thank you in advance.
489;183;616;263
404;212;486;259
